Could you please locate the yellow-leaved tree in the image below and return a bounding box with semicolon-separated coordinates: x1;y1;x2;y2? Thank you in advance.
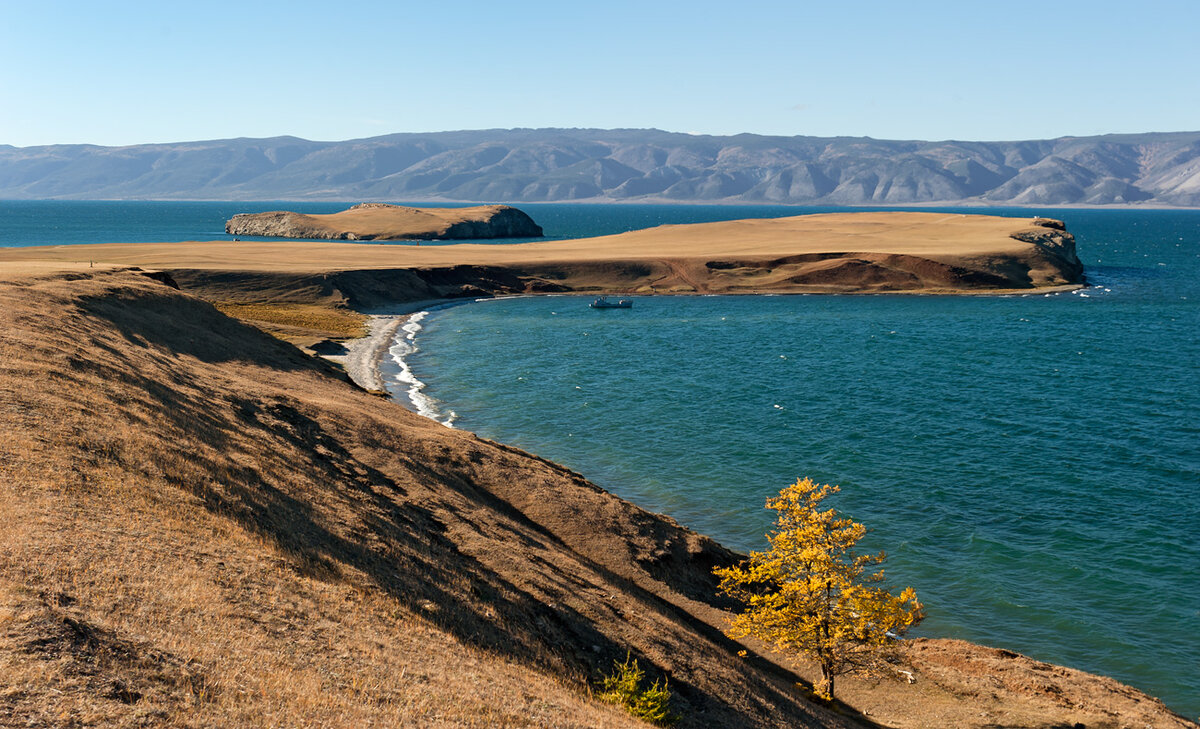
714;477;924;701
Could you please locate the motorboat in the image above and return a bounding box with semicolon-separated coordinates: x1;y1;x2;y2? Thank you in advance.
589;296;633;309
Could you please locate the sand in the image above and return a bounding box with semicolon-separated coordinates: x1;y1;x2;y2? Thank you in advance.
327;314;405;392
325;298;468;392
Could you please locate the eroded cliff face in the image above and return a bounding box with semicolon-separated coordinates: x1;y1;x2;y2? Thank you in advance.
1007;217;1086;284
440;206;546;238
225;202;543;240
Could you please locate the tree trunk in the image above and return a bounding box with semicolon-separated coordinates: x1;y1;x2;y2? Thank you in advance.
817;663;834;701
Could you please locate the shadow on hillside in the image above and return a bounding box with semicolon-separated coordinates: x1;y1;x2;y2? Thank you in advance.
175;396;876;727
76;284;329;372
63;279;885;728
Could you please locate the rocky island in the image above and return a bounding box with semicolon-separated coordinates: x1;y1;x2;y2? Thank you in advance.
225;202;543;241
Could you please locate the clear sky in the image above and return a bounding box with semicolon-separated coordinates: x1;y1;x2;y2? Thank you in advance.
1;0;1197;147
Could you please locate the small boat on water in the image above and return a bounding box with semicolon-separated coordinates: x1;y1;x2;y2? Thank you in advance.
589;296;633;309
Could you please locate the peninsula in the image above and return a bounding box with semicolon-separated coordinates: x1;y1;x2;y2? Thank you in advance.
225;202;544;240
2;213;1083;313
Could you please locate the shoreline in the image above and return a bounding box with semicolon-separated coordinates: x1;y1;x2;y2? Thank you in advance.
339;285;1088;412
328;284;1200;722
324;298;463;393
2;262;1194;725
332;296;529;415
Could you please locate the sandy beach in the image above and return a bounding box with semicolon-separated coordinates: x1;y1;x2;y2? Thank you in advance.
327;298;471;393
325;314;406;392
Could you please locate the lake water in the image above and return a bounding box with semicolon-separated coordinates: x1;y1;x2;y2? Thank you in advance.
3;200;1197;716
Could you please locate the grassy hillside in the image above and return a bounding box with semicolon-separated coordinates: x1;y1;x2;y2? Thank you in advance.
0;269;850;728
0;268;1192;728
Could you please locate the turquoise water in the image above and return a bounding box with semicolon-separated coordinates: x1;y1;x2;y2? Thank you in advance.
3;201;1197;716
0;200;438;247
384;209;1200;716
0;198;1051;247
0;199;870;247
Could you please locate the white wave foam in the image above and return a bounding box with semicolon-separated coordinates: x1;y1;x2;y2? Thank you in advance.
387;310;457;427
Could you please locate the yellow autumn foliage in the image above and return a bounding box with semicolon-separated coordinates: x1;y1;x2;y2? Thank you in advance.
715;477;924;701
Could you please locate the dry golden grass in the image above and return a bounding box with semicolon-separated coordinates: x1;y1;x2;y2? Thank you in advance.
0;276;656;728
211;301;368;339
0;271;839;728
0;212;1082;295
228;203;534;241
0;269;1188;729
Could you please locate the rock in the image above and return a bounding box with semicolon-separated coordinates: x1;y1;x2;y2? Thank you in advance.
308;339;348;356
1031;217;1067;231
225;203;543;241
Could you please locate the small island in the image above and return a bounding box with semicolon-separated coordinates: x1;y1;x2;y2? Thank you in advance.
225;202;544;241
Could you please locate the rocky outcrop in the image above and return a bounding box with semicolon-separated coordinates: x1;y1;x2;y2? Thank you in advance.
225;203;543;241
1007;217;1086;284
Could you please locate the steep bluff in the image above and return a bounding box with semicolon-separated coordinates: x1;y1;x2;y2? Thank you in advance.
225;202;543;240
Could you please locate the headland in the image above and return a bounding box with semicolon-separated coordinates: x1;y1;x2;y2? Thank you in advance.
3;212;1083;314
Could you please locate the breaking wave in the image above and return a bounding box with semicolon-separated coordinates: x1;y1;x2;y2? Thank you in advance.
387;311;457;427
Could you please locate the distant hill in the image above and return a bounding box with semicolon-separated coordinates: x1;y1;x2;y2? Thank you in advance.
1;128;1198;205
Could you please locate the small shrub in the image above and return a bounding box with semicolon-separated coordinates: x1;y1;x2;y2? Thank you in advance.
598;653;678;726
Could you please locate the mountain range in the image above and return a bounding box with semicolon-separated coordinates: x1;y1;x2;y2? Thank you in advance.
1;128;1198;206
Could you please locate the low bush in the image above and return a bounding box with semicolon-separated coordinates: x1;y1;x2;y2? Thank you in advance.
597;653;678;726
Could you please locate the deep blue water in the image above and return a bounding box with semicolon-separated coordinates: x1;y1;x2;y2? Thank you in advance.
0;199;891;247
389;207;1200;717
3;200;1197;717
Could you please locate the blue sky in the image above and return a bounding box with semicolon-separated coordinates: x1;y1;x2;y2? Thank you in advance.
1;0;1196;146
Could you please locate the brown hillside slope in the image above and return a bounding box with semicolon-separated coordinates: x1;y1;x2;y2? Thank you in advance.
0;269;851;728
0;269;1191;728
